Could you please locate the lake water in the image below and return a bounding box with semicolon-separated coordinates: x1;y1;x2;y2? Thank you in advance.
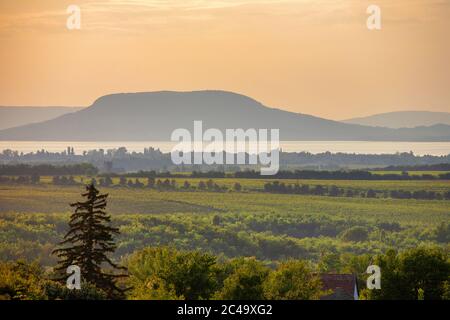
0;141;449;156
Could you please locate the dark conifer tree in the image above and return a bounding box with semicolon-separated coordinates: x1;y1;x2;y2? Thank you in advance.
53;184;127;298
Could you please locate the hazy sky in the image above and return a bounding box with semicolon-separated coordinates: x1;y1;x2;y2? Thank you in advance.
0;0;449;119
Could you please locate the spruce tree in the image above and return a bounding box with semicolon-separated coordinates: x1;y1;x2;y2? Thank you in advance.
53;184;127;298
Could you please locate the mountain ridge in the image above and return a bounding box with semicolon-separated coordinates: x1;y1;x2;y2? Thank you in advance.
343;111;450;128
0;91;449;141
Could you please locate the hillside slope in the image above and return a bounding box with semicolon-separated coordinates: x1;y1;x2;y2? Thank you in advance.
0;107;83;130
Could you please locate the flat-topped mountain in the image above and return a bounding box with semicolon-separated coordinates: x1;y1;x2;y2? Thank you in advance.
0;91;449;141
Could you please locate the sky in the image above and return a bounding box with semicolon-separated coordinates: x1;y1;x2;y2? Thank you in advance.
0;0;449;120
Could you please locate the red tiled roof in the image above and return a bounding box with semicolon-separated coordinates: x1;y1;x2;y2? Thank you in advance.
320;274;358;300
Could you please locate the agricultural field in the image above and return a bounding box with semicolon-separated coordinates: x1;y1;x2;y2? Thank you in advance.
0;183;448;267
38;175;450;193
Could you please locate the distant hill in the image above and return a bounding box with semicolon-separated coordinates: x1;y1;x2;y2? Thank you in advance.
342;111;450;128
0;91;449;141
0;107;83;130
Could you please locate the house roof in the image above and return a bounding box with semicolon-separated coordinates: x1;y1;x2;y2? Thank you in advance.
320;274;358;300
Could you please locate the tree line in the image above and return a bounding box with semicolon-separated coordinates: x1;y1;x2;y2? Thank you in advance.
375;163;450;171
263;181;450;201
235;169;450;180
106;169;450;180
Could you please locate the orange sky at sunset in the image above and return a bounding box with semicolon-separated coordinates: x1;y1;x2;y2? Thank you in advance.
0;0;449;119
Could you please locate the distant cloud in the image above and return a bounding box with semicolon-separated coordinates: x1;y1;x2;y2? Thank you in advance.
0;0;303;34
1;0;449;34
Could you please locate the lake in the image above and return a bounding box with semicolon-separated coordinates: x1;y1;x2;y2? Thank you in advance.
0;141;449;156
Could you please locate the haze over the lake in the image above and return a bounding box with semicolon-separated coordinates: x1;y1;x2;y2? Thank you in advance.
0;0;449;119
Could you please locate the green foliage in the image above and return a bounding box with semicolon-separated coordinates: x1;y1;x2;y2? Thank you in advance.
0;260;107;300
318;253;341;273
365;247;450;300
127;247;219;300
0;260;49;300
214;258;269;300
2;247;449;300
264;260;323;300
44;280;107;300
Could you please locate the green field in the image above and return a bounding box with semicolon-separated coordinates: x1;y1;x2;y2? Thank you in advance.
0;183;448;267
1;184;448;221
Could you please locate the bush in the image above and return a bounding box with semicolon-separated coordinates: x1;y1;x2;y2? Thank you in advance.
341;227;369;242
